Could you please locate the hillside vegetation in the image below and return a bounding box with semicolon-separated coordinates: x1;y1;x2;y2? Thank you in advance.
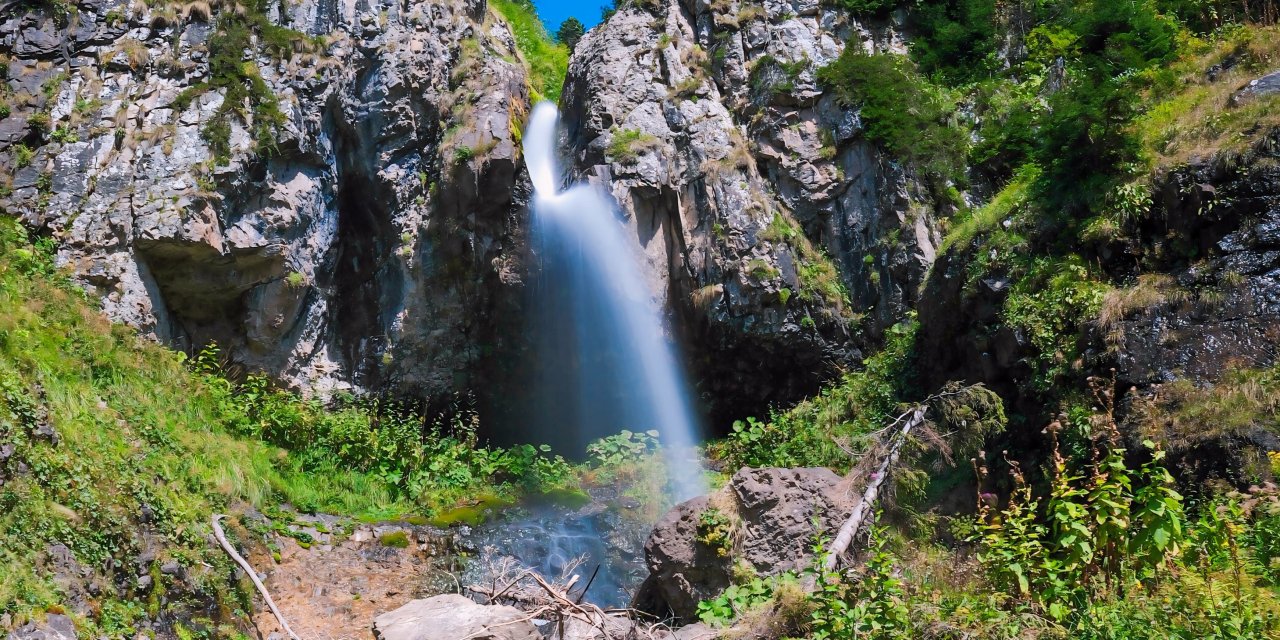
0;218;582;634
697;1;1280;637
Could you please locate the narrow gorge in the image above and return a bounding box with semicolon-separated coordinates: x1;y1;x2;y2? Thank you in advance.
5;0;1280;638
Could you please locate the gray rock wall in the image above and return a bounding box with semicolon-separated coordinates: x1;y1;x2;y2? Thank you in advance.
1;0;529;398
559;0;945;420
2;0;946;425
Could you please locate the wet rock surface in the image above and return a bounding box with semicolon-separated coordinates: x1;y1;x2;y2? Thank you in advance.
465;498;652;609
1115;131;1280;389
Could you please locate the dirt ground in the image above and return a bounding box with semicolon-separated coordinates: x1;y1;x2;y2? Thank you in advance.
247;523;462;640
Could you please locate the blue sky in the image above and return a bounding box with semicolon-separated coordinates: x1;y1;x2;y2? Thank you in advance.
533;0;604;31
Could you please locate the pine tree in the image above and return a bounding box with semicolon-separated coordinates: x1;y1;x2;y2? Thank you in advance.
556;17;585;49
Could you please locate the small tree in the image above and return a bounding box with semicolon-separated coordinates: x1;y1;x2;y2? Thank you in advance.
556;17;585;49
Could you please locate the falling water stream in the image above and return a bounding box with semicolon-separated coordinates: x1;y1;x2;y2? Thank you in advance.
466;103;706;607
524;103;705;500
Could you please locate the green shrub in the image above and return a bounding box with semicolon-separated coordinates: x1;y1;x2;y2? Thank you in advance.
713;319;917;470
50;125;78;144
968;393;1280;637
817;48;967;183
1001;257;1109;390
696;575;782;626
12;144;33;168
827;0;895;16
586;429;659;466
907;0;1001;84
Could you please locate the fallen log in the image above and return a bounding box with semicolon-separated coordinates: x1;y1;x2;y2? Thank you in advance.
823;406;927;570
211;514;302;640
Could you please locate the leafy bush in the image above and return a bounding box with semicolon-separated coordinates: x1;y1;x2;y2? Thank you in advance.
697;575;784;626
586;429;660;466
827;0;896;16
1001;257;1109;390
809;528;910;639
908;0;1001;84
971;390;1280;637
817;49;967;183
713;319;917;470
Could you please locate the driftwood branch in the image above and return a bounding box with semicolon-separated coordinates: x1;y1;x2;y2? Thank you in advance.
823;406;927;570
211;514;302;640
466;558;678;640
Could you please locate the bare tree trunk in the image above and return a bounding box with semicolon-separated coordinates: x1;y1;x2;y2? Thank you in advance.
212;514;302;640
823;406;927;570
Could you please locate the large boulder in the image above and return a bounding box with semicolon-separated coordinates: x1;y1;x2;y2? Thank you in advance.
6;614;76;640
373;594;539;640
633;467;853;620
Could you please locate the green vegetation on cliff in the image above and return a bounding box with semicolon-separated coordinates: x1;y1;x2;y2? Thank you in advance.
709;3;1280;637
491;0;570;103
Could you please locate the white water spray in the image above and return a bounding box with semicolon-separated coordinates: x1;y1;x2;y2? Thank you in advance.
523;103;705;501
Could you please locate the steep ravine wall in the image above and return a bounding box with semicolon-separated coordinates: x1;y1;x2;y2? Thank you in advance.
559;0;946;422
0;0;531;401
1;0;947;428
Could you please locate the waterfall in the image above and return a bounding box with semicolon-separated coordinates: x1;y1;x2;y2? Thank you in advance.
523;102;705;501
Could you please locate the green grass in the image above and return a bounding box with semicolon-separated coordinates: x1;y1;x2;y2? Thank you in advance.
378;531;410;548
1133;24;1280;168
0;221;320;629
491;0;569;104
605;128;659;163
0;217;577;630
756;213;850;315
940;165;1038;253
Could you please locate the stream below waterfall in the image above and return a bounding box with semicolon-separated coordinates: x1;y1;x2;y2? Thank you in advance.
463;488;656;608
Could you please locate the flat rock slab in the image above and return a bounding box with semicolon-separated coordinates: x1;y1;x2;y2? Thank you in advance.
373;594;539;640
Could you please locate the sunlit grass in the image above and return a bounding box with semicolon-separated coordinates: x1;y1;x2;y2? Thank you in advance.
490;0;570;103
1137;24;1280;168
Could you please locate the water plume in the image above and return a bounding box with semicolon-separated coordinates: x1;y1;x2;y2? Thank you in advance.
523;102;705;501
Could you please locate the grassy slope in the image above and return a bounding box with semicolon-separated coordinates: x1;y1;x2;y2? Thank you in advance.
0;215;676;635
491;0;570;104
0;219;415;633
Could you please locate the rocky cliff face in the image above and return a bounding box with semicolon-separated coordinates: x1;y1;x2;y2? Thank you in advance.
1;0;946;425
559;0;945;420
1;0;529;398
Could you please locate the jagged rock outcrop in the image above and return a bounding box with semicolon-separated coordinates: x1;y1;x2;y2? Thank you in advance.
919;121;1280;482
559;0;946;420
1113;130;1280;388
4;613;75;640
633;467;853;620
0;0;529;398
